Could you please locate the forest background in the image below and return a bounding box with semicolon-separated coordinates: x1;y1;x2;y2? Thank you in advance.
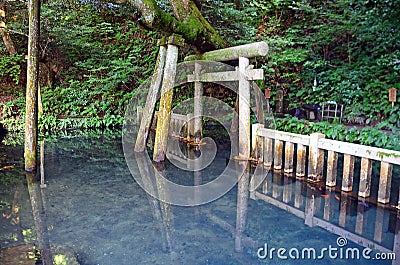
0;0;399;150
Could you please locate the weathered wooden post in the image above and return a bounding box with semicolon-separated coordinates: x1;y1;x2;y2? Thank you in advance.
193;63;203;144
251;123;264;162
135;37;167;152
326;151;338;186
296;144;307;178
342;154;355;192
153;34;184;162
307;133;325;181
238;56;251;159
273;140;283;171
377;162;393;204
24;0;40;171
358;157;372;197
284;142;294;174
264;138;274;167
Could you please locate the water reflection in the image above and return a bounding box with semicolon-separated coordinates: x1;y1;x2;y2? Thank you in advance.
1;134;399;264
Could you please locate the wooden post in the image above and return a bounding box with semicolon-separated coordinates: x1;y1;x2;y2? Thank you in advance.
135;38;167;152
296;144;306;178
153;35;183;162
193;63;203;144
307;133;325;181
238;56;251;159
342;154;355;192
251;123;264;162
358;158;372;198
284;142;294;174
25;0;40;171
273;140;283;171
326;151;338;187
264;138;274;167
377;162;393;204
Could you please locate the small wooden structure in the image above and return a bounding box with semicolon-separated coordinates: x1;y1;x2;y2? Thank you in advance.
135;35;268;162
252;124;400;205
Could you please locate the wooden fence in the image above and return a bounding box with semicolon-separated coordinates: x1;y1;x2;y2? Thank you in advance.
252;123;400;205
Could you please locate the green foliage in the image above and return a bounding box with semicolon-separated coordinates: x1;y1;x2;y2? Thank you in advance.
276;116;400;151
0;54;23;85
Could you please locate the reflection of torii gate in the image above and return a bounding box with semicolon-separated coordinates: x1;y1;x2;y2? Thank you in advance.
134;34;268;161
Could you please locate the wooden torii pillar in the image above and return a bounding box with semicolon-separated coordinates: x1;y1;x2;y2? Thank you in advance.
134;34;185;162
186;42;268;159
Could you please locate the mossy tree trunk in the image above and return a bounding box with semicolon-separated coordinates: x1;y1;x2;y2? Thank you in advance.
114;0;227;51
24;0;40;172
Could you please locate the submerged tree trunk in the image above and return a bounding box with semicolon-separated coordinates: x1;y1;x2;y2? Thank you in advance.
25;0;40;172
114;0;227;51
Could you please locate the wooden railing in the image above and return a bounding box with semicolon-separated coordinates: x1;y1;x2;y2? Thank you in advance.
252;123;400;205
137;106;193;141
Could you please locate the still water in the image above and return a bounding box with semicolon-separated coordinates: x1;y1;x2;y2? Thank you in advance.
0;131;399;265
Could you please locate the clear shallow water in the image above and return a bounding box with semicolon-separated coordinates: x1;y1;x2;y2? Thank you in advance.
0;132;398;265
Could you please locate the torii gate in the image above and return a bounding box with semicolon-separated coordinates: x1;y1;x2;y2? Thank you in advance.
134;34;268;162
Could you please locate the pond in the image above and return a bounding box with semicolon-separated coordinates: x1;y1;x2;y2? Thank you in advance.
0;130;399;265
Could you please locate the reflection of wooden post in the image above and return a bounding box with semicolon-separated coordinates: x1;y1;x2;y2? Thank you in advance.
26;172;53;264
374;205;385;243
294;180;303;208
284;142;294;174
358;158;372;197
323;190;334;221
338;193;350;228
238;56;251;159
135;39;167;152
40;141;46;188
153;162;174;251
308;133;324;181
193;63;203;144
153;35;182;162
378;162;393;204
393;213;400;263
283;177;292;203
342;154;355;192
235;161;249;252
326;151;337;187
296;144;306;178
355;199;368;235
305;195;315;227
272;172;282;199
